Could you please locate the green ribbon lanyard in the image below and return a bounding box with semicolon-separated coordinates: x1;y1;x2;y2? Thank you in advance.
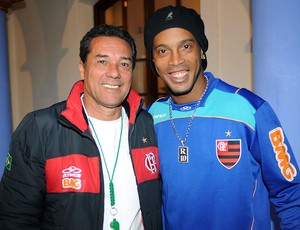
89;114;123;230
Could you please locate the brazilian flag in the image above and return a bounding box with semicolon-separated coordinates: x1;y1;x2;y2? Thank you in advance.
5;152;12;171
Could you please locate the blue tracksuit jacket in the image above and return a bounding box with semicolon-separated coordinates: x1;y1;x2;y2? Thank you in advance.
148;72;300;230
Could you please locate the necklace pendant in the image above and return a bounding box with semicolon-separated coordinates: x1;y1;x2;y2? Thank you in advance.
110;218;120;230
178;145;189;163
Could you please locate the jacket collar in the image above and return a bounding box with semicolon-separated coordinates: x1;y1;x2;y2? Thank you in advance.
61;80;143;132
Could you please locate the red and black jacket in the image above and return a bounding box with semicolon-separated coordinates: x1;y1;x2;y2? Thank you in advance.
0;80;162;230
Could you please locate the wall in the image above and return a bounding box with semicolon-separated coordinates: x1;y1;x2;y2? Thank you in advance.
201;0;252;90
8;0;98;129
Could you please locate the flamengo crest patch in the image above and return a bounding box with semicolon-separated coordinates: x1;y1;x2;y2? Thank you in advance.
216;139;241;169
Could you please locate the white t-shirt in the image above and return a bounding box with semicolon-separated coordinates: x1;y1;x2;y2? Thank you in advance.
82;97;143;229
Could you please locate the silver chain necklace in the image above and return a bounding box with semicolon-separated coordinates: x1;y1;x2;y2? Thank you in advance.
169;75;209;163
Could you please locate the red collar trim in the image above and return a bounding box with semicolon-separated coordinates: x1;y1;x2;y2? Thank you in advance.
61;81;142;131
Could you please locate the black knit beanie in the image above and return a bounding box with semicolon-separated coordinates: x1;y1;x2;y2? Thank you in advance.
144;5;209;76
